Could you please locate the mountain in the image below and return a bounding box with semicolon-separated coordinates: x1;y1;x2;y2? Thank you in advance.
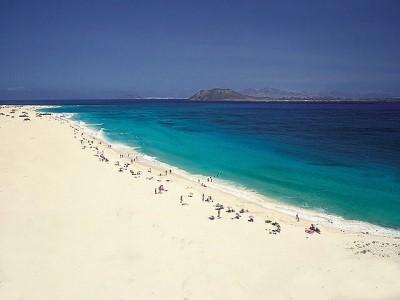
242;87;399;100
189;88;252;100
188;87;325;101
189;87;400;102
240;87;307;98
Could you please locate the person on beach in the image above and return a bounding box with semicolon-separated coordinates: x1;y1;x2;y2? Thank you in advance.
180;195;183;204
202;193;205;201
296;213;300;222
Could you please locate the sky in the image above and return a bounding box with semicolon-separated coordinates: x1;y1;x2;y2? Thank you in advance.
1;0;399;98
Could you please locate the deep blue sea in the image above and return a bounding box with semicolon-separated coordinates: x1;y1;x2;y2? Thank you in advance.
43;100;400;229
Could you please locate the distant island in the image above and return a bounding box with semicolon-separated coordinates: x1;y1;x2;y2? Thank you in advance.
189;88;251;101
189;88;398;101
189;88;339;101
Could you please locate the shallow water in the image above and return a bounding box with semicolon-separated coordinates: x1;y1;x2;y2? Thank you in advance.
45;100;400;229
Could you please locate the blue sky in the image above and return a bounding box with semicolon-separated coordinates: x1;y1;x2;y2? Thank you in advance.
1;0;399;98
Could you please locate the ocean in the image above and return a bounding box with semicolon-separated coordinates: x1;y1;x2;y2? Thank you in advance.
43;100;400;229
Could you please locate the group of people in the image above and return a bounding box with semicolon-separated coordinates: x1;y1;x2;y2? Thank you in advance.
305;224;321;234
73;123;324;239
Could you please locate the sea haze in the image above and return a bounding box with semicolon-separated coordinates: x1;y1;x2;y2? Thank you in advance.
45;100;400;229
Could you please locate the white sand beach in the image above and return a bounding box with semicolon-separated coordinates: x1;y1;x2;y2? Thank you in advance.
1;105;400;300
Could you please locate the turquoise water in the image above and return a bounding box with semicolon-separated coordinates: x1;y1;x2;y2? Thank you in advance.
45;100;400;229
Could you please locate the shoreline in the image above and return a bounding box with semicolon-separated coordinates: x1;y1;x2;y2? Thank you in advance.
2;104;400;300
54;107;400;238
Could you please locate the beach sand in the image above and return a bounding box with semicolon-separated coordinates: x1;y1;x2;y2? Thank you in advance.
1;105;400;300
